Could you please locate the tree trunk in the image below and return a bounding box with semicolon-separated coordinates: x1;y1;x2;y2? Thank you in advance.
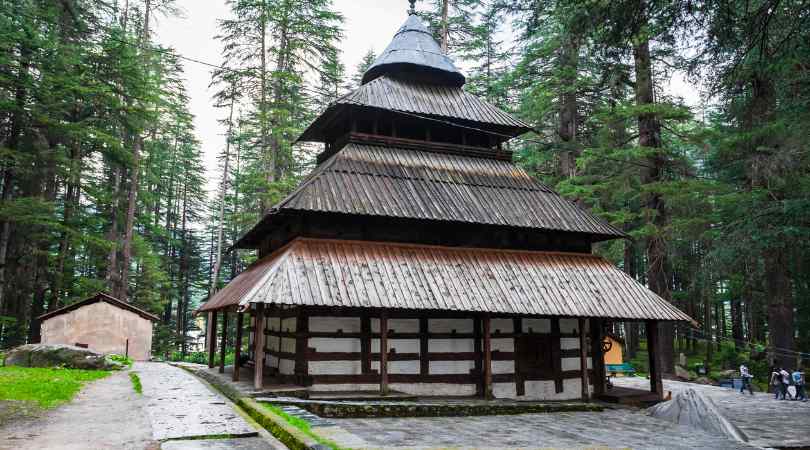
558;31;580;178
440;0;449;53
633;37;674;373
210;92;236;297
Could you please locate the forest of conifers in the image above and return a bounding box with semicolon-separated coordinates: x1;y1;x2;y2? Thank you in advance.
1;0;809;372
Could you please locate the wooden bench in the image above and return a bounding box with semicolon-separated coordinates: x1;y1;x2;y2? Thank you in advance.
605;363;637;388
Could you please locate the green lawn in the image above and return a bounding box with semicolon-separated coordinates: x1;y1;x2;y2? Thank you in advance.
0;366;110;409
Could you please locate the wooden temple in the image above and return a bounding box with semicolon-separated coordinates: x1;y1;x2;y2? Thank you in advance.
198;9;691;402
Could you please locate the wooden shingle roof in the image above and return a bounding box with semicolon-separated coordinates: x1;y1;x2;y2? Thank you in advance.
236;142;624;247
362;14;465;87
199;238;692;323
298;76;530;142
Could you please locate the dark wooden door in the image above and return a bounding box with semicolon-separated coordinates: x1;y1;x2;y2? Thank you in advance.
516;335;554;378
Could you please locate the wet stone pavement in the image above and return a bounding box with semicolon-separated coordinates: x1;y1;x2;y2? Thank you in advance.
614;376;810;449
334;409;756;449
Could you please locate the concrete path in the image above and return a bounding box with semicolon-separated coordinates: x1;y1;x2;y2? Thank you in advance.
0;370;156;450
1;363;287;450
614;376;810;448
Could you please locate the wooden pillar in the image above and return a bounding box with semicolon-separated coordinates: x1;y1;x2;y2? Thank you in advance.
233;311;244;381
578;318;589;400
294;309;309;384
254;304;266;390
219;310;229;373
551;318;563;393
513;317;524;396
361;315;371;374
419;317;429;376
589;318;606;396
380;311;389;395
473;317;483;396
646;320;664;398
483;315;493;399
207;310;218;368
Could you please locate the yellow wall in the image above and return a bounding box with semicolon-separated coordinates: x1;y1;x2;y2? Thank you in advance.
603;336;623;365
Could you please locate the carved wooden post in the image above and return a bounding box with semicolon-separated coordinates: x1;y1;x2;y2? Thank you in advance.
483;315;493;399
646;320;664;398
380;311;389;395
207;310;218;368
578;318;589;400
254;304;266;390
233;311;244;381
219;310;228;373
589;318;606;396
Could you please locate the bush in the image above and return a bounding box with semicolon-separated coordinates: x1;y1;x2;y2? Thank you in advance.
106;354;133;368
168;351;235;366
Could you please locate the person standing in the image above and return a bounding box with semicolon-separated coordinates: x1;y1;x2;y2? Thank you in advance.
792;368;807;402
771;368;784;399
780;367;792;400
739;364;754;395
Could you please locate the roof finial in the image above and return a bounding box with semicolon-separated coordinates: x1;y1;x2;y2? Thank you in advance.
408;0;417;15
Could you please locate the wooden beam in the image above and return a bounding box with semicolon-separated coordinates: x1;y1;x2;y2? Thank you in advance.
294;310;308;384
419;317;429;376
589;318;606;396
483;315;493;399
380;311;389;395
578;318;589;400
473;316;483;396
233;311;244;382
207;310;218;369
551;318;563;393
219;310;228;373
646;320;664;398
513;317;524;396
361;315;371;374
254;304;266;390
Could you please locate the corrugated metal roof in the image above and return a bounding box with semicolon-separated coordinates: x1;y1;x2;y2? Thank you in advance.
199;238;692;323
362;15;465;87
270;143;623;238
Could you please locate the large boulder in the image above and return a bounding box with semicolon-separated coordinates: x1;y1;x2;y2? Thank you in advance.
4;344;118;370
675;365;694;381
648;389;748;444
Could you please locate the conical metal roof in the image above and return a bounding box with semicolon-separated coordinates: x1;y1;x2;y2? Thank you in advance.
361;14;465;87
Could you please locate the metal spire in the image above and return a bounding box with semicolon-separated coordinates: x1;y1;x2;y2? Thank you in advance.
408;0;416;15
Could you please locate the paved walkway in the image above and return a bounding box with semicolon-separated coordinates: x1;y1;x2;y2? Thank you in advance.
614;376;810;448
1;363;287;450
0;370;155;450
334;409;755;449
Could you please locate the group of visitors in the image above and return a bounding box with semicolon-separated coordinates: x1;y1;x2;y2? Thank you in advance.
739;364;807;401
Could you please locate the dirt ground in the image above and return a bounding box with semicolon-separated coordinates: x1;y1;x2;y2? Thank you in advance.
0;370;157;450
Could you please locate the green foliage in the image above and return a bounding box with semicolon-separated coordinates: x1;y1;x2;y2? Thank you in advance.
0;367;109;408
262;403;345;450
129;372;142;394
107;354;133;368
168;351;234;366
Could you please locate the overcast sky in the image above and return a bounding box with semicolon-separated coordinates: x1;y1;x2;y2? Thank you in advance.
153;0;700;195
153;0;414;193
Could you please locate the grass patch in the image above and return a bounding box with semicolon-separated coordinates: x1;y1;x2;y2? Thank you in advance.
0;366;109;409
262;403;345;450
129;372;142;394
108;354;133;368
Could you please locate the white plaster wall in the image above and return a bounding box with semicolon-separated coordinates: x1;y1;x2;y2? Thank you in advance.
559;318;579;334
281;318;297;332
372;339;419;353
491;338;513;352
523;318;550;333
309;360;361;375
391;383;477;396
279;358;295;375
309;317;361;333
492;360;514;374
388;360;420;374
310;383;380;392
268;317;281;331
490;318;513;334
519;379;583;400
493;382;517;398
41;302;153;361
429;360;475;374
428;318;473;333
561;337;580;350
562;357;581;371
280;337;296;353
309;337;361;352
389;318;419;333
428;339;474;353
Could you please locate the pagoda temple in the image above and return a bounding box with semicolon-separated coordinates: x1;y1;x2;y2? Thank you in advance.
198;7;691;402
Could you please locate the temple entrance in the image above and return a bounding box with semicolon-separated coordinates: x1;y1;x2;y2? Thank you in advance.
516;335;554;378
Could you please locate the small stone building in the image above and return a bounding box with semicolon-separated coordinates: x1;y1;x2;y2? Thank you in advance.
38;293;158;361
